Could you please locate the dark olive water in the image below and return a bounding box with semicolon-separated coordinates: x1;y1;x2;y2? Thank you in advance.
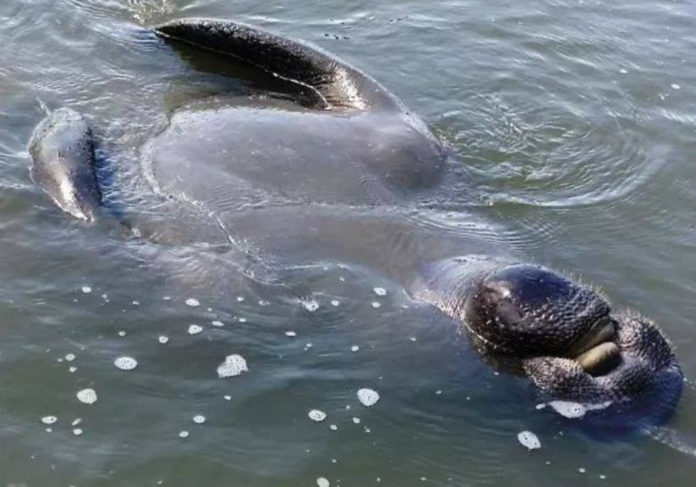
1;1;695;486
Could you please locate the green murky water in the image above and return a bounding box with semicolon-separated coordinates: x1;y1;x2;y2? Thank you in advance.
1;1;695;486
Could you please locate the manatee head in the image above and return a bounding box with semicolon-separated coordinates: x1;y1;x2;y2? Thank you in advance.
420;259;683;425
461;264;683;418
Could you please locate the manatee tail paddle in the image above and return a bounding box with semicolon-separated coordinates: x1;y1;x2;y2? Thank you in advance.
154;18;403;112
28;108;102;222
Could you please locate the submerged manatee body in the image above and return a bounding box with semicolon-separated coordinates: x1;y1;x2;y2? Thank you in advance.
27;18;683;428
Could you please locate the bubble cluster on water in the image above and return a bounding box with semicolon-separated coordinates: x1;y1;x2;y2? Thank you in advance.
308;409;327;422
187;324;203;335
357;388;380;407
539;400;612;419
193;415;206;424
517;431;541;450
300;298;320;312
217;354;248;378
158;335;169;344
76;388;98;405
114;356;138;371
373;287;387;296
81;286;92;294
41;416;57;425
185;298;200;307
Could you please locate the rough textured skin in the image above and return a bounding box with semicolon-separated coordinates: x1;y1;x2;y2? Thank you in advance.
28;108;101;221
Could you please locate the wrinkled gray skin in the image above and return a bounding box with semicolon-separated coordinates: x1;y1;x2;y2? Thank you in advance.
27;18;682;424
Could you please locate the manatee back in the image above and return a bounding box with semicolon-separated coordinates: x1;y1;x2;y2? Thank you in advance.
28;108;101;221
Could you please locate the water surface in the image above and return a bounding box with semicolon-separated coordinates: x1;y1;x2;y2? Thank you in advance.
1;1;695;486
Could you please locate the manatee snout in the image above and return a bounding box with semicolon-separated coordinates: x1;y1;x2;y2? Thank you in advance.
441;262;684;415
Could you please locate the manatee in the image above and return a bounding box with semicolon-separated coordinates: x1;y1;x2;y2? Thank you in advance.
27;18;683;427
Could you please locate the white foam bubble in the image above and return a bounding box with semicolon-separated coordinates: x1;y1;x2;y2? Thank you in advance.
517;431;541;450
179;430;189;438
65;353;76;362
114;356;138;371
193;415;206;424
331;300;340;306
308;409;327;422
69;366;77;373
211;320;225;327
217;354;248;378
238;317;247;323
547;401;586;418
285;331;297;337
352;417;361;424
351;345;359;352
76;388;97;405
357;388;380;407
371;302;381;309
317;478;330;487
73;428;83;436
158;335;169;344
301;299;320;312
41;416;57;425
373;287;387;296
132;300;140;306
236;296;245;302
671;83;681;90
545;400;612;419
185;298;200;308
330;424;338;431
72;418;82;426
118;331;127;337
224;395;231;401
81;286;92;294
187;324;203;335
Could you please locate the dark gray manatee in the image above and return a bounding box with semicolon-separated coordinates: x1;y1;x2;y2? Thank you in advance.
27;18;683;428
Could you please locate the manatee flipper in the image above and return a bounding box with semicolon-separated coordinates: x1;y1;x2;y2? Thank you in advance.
28;108;101;222
154;18;403;112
